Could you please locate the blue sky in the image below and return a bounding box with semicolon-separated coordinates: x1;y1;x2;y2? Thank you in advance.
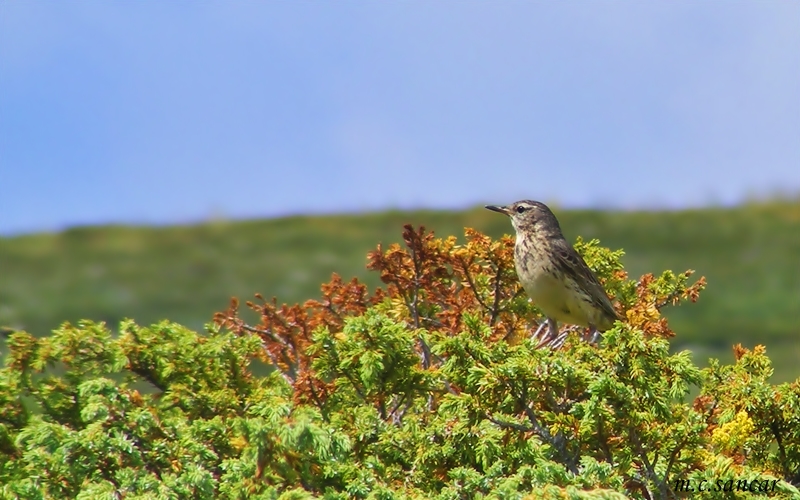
1;2;798;235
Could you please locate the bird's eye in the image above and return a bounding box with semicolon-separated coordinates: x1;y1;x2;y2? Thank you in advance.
515;206;527;214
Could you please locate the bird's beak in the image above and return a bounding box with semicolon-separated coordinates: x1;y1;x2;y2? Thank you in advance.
485;205;511;216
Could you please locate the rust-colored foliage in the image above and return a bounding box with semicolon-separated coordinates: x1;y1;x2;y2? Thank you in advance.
215;225;705;409
214;274;377;405
366;225;529;350
732;343;749;361
625;271;707;338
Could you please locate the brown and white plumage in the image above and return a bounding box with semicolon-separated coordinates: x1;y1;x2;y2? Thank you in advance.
486;200;619;345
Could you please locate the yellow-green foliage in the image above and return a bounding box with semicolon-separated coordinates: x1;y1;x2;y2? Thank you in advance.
1;226;798;499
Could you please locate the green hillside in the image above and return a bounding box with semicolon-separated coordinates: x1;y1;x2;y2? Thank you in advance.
2;201;799;380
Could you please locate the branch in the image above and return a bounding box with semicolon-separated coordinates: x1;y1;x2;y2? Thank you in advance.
629;426;675;499
456;256;491;313
239;323;297;382
129;366;168;393
664;437;687;485
770;421;791;481
410;237;422;332
325;344;368;404
520;398;579;475
307;379;328;422
486;414;537;433
389;394;410;425
489;263;504;326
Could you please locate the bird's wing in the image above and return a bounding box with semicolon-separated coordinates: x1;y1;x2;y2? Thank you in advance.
552;241;619;322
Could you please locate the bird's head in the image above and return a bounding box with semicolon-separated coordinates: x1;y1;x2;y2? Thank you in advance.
485;200;563;237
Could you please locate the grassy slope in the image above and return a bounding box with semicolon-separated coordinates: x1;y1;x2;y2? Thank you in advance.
2;202;799;380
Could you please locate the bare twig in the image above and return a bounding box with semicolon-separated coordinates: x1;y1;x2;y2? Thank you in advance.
629;427;674;499
520;399;579;474
770;421;791;481
486;414;536;433
489;264;504;326
664;437;687;485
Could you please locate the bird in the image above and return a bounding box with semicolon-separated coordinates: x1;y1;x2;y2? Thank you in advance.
485;200;619;347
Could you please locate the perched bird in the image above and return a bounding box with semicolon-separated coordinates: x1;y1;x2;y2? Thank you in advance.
485;200;619;346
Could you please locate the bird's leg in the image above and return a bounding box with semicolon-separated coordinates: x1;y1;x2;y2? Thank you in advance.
547;318;559;342
550;330;570;349
587;324;602;345
532;321;548;342
534;318;559;349
552;325;583;349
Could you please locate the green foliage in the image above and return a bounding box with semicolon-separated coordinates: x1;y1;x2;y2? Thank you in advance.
1;226;799;498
